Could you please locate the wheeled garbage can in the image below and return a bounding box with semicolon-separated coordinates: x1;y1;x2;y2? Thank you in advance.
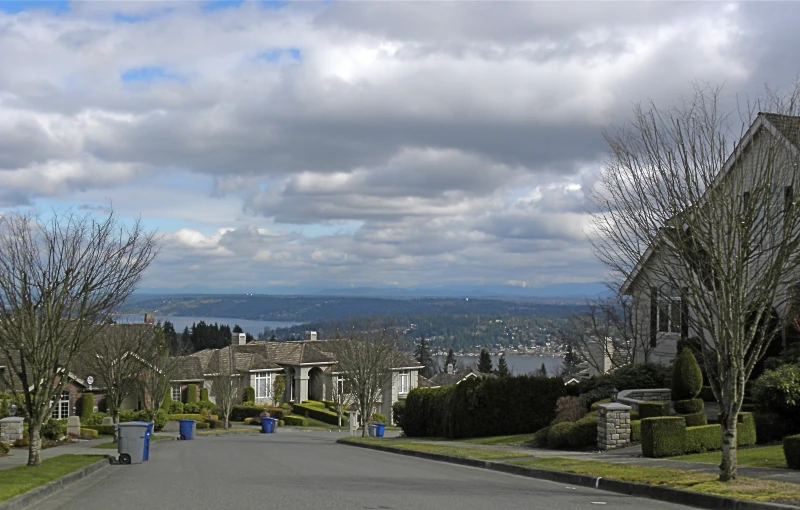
118;422;148;465
368;423;376;437
375;423;385;437
136;421;154;461
260;416;274;434
178;419;196;440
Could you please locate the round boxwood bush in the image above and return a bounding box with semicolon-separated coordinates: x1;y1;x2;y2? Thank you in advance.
547;421;573;449
674;398;704;414
784;434;800;470
672;348;703;400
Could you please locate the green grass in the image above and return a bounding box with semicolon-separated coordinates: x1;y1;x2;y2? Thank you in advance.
458;433;537;446
510;457;800;504
340;437;534;461
0;455;107;503
670;445;787;469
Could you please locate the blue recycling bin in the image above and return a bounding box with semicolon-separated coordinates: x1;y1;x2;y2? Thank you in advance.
135;421;154;460
375;423;385;437
178;419;196;440
260;416;275;433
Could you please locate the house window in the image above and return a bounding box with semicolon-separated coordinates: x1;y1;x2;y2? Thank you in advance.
255;373;272;400
336;374;345;396
657;298;682;333
398;370;410;394
171;384;182;402
52;391;69;419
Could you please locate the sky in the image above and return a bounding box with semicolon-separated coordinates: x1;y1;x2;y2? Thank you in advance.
0;0;798;293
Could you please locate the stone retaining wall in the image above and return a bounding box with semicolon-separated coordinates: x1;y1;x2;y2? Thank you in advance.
616;388;671;411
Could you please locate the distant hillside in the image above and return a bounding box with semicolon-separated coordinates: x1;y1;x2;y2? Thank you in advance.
121;294;588;323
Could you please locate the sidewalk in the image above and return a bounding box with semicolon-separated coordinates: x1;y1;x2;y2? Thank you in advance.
399;437;800;486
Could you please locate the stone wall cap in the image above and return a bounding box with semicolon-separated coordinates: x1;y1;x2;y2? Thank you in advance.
0;416;24;423
597;402;632;411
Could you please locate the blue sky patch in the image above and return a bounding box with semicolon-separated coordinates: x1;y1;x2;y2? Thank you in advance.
121;66;185;83
113;8;173;23
202;0;244;12
259;48;301;63
0;0;69;14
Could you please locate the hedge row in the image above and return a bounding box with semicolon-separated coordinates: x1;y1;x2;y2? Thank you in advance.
92;425;116;436
685;425;722;454
230;405;266;422
292;403;348;426
403;375;566;439
301;400;326;408
674;399;704;414
683;411;707;427
642;413;756;458
283;415;309;426
784;435;800;469
168;414;205;421
80;428;99;439
638;401;669;419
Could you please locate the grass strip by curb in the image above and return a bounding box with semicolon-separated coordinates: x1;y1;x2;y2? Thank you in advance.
670;446;788;469
339;437;533;461
339;439;800;510
0;455;109;508
457;433;537;446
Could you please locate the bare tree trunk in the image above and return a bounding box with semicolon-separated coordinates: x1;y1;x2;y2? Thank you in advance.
719;410;738;481
27;423;42;467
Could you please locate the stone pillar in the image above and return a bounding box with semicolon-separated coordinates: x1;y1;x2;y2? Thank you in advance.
0;417;25;444
67;416;81;437
297;367;310;402
597;402;632;450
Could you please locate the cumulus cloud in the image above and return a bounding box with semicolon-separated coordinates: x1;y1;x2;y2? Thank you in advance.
0;1;796;290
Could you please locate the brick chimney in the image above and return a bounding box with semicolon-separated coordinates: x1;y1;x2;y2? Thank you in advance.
144;313;154;325
446;363;454;375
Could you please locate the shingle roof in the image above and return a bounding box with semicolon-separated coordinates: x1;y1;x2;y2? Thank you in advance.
762;112;800;148
417;374;435;388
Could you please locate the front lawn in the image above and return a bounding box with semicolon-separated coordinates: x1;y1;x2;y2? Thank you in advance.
670;445;787;469
0;455;107;503
340;437;534;461
510;457;800;505
458;433;537;446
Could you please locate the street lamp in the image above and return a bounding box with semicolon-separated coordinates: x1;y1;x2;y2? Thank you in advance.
610;387;619;402
9;403;17;416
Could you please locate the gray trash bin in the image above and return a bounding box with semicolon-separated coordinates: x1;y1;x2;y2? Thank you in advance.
118;422;148;465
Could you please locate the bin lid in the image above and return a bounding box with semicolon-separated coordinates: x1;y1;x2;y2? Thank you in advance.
118;422;148;428
177;419;197;423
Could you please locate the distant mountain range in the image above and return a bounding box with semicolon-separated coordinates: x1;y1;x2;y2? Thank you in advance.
137;282;612;299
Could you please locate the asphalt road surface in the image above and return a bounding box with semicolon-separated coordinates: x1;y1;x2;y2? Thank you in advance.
39;430;696;510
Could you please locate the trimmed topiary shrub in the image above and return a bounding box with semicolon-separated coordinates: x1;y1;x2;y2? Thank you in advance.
752;363;800;437
302;400;326;408
641;417;686;458
685;424;722;454
81;428;99;439
186;384;198;404
674;399;704;415
638;401;669;419
41;420;66;440
292;403;348;426
672;348;703;401
738;412;757;447
589;398;612;412
230;404;266;422
683;411;708;427
631;420;641;442
195;422;209;429
547;421;573;449
532;425;551;447
784;434;800;469
243;387;255;403
169;401;184;414
93;425;116;436
200;388;209;401
79;392;94;421
700;386;716;402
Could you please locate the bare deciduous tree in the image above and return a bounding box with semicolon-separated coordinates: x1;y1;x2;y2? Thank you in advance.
79;323;159;440
0;210;158;466
332;323;403;437
557;294;651;374
139;332;183;424
210;348;241;429
590;83;800;481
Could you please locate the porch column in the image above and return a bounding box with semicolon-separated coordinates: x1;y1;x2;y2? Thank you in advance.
297;367;310;402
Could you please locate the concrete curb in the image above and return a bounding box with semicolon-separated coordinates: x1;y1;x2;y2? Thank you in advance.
337;440;798;510
0;455;112;510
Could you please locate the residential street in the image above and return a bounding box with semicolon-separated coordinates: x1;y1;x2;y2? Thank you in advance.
36;430;696;510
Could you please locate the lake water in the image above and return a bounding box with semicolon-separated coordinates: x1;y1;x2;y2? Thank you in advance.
120;315;301;336
434;354;564;377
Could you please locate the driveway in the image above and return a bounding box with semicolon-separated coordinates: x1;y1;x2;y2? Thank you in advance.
37;429;695;510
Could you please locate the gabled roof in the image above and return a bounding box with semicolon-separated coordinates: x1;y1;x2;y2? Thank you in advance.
428;367;492;388
618;112;800;296
417;374;435;388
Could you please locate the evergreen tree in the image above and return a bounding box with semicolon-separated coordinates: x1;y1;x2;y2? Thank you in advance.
414;336;433;378
181;326;191;352
534;362;547;377
269;334;277;342
477;349;493;374
562;344;581;376
233;325;243;334
497;354;510;377
445;348;456;369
